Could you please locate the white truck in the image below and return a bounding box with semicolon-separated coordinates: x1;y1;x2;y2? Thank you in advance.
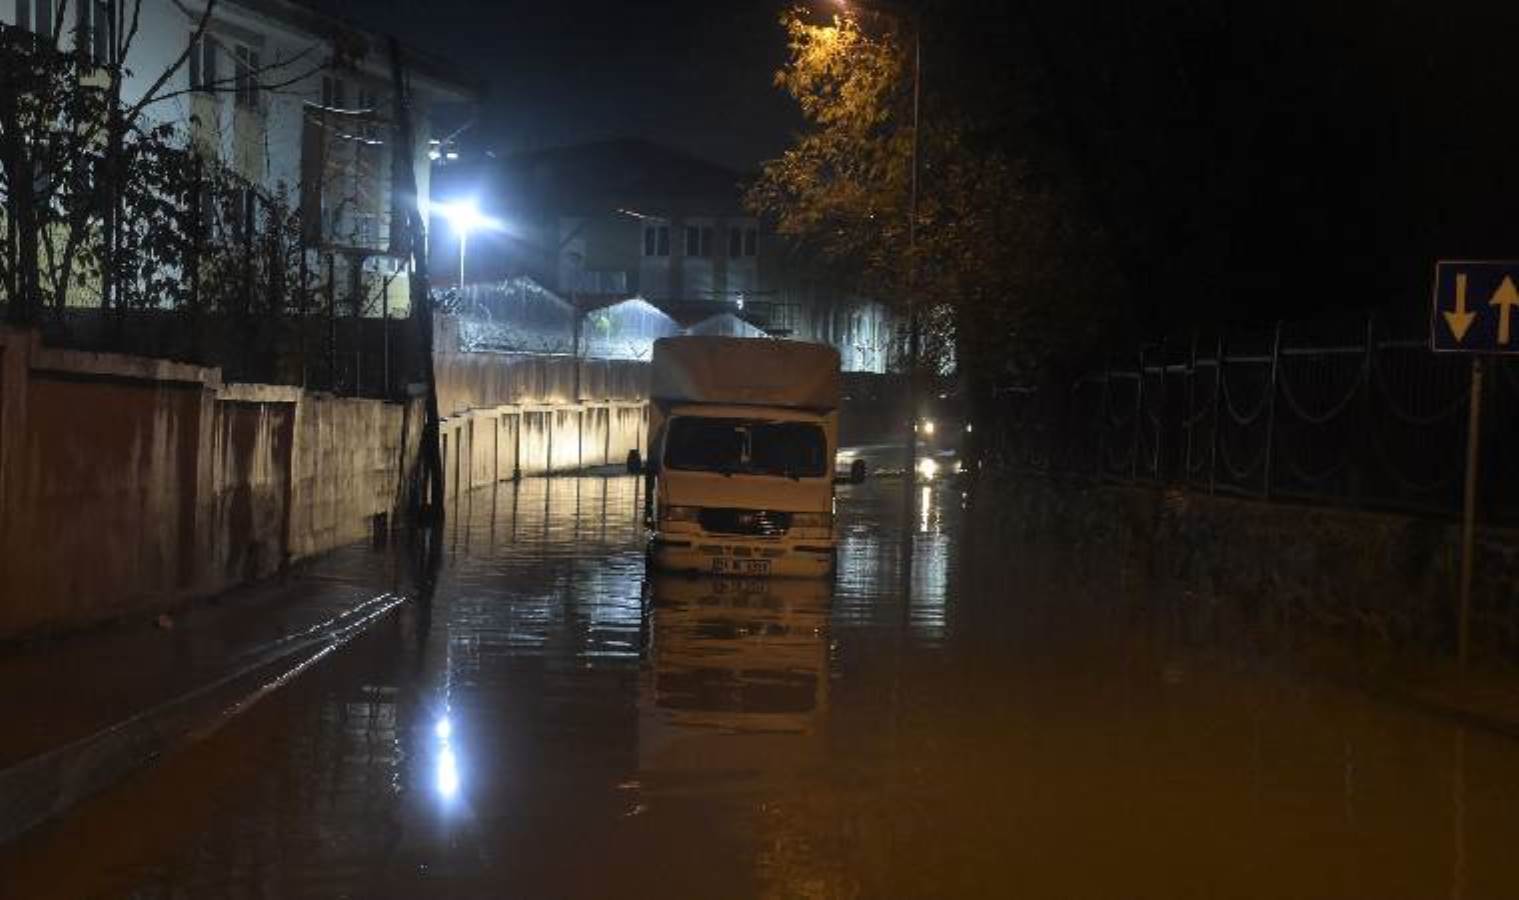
627;336;865;578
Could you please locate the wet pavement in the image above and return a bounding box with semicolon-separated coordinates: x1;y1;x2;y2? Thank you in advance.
3;475;1519;898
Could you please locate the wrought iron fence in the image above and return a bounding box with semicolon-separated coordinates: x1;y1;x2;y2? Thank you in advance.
988;317;1519;522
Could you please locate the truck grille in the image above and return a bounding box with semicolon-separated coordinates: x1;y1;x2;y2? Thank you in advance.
697;508;792;536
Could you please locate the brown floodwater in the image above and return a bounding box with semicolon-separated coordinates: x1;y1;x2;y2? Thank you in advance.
2;475;1517;899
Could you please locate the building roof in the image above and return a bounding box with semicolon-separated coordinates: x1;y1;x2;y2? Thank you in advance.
229;0;486;101
452;139;756;219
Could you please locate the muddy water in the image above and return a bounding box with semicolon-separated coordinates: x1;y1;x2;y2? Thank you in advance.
2;476;1517;898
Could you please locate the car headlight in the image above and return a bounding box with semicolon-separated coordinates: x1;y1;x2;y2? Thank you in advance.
918;457;938;480
790;512;833;530
662;505;700;523
921;419;935;436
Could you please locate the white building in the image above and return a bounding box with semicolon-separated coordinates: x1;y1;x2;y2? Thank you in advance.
2;0;477;316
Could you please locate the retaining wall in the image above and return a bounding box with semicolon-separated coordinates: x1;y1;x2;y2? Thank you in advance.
433;317;650;418
431;317;651;496
438;401;647;500
0;329;422;639
984;471;1519;661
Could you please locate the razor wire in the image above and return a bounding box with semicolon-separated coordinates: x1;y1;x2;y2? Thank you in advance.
1104;379;1139;428
1365;404;1462;495
1216;423;1268;483
1370;349;1466;426
1276;358;1364;425
1275;430;1353;486
1185;434;1213;477
1219;365;1272;426
1181;379;1218;428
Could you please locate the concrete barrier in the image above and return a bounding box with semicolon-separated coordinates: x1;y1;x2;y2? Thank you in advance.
431;400;648;487
0;329;421;639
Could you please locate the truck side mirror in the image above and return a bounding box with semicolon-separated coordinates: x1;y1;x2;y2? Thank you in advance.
626;449;643;475
850;458;867;484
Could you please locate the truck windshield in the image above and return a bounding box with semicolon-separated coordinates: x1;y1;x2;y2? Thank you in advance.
664;417;828;478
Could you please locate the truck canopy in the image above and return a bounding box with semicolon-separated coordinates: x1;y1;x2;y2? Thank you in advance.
650;336;842;411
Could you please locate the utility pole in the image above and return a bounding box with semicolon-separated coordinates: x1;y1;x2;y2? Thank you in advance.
904;19;921;512
388;37;446;523
837;0;923;509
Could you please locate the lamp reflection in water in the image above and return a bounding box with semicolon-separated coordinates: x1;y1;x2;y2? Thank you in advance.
435;714;460;800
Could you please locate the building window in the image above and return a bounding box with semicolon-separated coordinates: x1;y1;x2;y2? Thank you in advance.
684;225;699;256
700;226;713;257
16;0;57;38
321;74;346;109
233;44;260;110
644;225;669;257
728;226;741;258
744;227;757;257
77;1;112;65
188;33;217;93
229;186;258;244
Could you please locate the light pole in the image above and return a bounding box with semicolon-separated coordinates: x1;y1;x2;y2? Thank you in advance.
458;229;468;288
835;0;922;499
433;199;497;290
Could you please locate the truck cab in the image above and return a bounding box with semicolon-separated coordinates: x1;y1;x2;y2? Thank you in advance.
629;337;862;578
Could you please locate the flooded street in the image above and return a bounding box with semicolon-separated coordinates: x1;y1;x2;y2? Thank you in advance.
4;475;1518;899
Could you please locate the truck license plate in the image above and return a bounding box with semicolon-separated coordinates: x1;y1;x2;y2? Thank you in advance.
711;558;771;576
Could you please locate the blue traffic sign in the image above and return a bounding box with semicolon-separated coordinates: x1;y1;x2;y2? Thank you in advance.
1432;261;1519;353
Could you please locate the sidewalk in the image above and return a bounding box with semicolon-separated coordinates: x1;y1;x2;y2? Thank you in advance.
0;540;413;844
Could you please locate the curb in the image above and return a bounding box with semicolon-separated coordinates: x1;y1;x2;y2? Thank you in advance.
0;592;406;846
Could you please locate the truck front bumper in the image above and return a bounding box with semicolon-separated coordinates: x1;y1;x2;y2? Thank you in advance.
650;537;836;578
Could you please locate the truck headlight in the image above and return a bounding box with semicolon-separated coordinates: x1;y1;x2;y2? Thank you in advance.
662;505;700;523
790;512;833;530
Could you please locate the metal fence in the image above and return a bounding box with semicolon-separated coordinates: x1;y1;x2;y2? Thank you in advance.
988;317;1519;523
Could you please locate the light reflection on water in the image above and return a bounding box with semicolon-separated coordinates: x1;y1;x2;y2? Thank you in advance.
4;476;1519;899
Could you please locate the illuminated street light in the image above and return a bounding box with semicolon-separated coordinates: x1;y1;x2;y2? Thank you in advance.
432;199;502;289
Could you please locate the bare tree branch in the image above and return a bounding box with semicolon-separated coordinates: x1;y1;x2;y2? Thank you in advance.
141;46;327;111
122;0;215;123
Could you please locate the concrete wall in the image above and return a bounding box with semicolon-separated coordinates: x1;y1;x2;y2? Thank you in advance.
0;320;652;637
0;329;421;639
985;471;1519;662
430;318;651;490
437;401;647;496
433;318;651;418
285;392;419;560
203;391;296;586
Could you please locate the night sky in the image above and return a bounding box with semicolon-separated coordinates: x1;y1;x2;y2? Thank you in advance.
321;0;801;172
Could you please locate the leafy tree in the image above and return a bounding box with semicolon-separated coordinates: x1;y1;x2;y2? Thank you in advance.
747;6;1124;388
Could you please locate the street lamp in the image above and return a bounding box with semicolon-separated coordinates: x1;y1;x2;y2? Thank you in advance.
833;0;923;498
433;199;500;289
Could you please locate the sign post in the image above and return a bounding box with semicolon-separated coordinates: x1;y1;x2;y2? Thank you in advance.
1458;357;1483;670
1431;260;1519;669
